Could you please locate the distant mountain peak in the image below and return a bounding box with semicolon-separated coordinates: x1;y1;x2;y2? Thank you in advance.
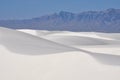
58;11;75;20
105;8;120;13
107;8;116;11
0;8;120;32
59;11;73;15
105;8;116;13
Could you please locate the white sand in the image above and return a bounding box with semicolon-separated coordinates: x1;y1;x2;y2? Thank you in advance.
0;27;120;80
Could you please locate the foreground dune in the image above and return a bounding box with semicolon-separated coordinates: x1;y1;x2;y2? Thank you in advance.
19;29;120;46
0;27;78;55
0;27;120;80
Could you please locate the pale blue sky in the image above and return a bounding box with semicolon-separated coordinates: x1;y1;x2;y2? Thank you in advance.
0;0;120;20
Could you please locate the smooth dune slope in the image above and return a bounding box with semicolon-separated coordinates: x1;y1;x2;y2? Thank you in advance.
97;33;120;40
0;50;120;80
19;29;120;46
0;27;77;55
43;35;109;46
0;27;120;80
18;29;120;55
19;30;119;46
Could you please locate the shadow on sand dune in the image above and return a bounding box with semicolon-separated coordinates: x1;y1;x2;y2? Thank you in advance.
78;49;120;66
1;41;120;66
0;27;79;55
0;27;120;66
89;52;120;66
0;38;78;55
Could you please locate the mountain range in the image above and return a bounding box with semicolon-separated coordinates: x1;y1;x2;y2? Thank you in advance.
0;8;120;32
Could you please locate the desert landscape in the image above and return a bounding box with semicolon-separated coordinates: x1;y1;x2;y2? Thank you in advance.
0;27;120;80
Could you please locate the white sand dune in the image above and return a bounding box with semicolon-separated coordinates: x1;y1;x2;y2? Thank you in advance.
18;29;115;40
0;50;120;80
19;29;120;46
97;33;120;40
40;31;120;46
0;27;78;55
43;36;108;46
18;29;62;36
0;27;120;80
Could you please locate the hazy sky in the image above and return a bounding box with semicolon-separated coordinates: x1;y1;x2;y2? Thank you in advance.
0;0;120;20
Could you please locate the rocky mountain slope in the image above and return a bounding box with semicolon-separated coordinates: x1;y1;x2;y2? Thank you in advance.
0;8;120;32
